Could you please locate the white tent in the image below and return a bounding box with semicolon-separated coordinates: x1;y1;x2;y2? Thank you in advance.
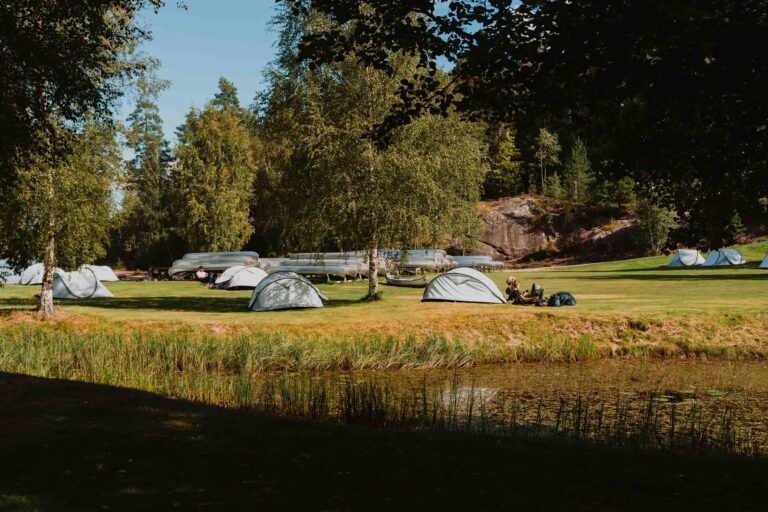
668;249;705;267
248;272;328;312
422;267;507;304
20;263;64;285
79;265;119;282
52;268;113;299
0;259;22;284
759;255;768;269
702;249;747;267
215;266;268;289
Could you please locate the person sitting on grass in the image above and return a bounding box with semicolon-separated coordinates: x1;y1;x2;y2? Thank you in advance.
506;276;546;306
195;266;209;284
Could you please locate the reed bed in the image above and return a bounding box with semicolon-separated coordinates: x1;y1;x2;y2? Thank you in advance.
0;326;764;456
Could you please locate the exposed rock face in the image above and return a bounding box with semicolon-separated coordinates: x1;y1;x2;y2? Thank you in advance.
476;196;635;262
477;197;557;259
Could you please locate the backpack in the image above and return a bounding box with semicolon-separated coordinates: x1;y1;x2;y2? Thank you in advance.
549;292;576;307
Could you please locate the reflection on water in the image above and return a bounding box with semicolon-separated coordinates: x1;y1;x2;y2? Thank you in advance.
238;360;768;455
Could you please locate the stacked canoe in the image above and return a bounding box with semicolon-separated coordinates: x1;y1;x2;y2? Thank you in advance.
169;252;260;278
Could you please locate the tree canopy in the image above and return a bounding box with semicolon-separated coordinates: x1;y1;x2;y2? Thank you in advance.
290;0;768;244
0;0;174;187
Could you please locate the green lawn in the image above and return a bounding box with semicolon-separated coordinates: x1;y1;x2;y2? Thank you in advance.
2;240;767;329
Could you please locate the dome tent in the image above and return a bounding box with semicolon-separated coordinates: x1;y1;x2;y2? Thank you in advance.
52;268;113;299
422;267;507;304
215;266;268;290
248;272;328;312
79;265;119;282
668;249;705;267
20;263;64;285
759;255;768;269
702;249;747;267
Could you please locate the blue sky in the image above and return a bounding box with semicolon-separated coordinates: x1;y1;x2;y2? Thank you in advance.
125;0;280;141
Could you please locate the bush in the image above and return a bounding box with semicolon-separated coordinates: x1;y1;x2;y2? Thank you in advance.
724;210;746;244
632;198;678;254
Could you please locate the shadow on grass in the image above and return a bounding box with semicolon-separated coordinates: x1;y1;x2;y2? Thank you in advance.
1;372;767;511
1;295;364;314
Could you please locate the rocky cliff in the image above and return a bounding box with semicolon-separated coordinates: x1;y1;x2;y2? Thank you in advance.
474;196;635;263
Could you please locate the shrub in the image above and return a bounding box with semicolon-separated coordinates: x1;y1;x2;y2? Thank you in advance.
632;198;678;254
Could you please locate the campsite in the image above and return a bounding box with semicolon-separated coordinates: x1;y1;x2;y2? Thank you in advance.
2;1;768;511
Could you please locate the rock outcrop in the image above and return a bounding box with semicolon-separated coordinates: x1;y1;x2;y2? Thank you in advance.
475;196;635;262
477;197;557;259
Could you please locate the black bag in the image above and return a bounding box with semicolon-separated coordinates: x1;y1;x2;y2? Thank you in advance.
557;292;577;306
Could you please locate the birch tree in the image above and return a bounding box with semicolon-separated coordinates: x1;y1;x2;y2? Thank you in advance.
0;122;120;315
173;104;256;252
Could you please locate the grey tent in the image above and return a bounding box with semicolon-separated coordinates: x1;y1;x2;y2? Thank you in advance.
422;267;507;304
668;249;705;267
79;264;119;282
702;249;747;267
20;263;64;285
52;268;114;299
248;272;328;312
215;266;268;290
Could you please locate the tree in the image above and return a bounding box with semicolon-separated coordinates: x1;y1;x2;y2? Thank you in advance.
115;68;178;268
534;129;560;195
293;0;768;244
0;0;170;188
259;6;487;297
173;105;256;252
212;77;241;111
484;128;524;198
633;198;678;254
0;122;120;315
724;210;747;244
563;139;594;201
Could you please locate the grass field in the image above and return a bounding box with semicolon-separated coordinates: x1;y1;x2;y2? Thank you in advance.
1;240;768;366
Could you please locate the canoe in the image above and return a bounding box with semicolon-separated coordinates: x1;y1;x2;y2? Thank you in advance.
385;273;428;288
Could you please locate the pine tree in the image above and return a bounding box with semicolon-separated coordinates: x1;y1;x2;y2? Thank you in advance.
534;128;561;195
212;77;241;111
118;69;177;268
563;138;594;201
484;128;524;198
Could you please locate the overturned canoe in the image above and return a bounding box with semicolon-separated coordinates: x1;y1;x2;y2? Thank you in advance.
385;273;428;288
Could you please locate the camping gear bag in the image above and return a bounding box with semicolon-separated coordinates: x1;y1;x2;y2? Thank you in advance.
548;292;576;307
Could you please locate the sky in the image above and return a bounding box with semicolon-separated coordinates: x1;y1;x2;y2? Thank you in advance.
125;0;280;141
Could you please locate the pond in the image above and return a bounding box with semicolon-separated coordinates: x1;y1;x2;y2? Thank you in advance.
233;360;768;456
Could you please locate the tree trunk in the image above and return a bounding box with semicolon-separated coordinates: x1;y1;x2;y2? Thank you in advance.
38;217;56;317
38;162;56;317
367;243;378;298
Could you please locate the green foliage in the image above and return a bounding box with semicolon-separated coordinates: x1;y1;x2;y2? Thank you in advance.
484;128;524;198
563;138;594;201
0;1;168;184
212;77;241;111
596;177;637;213
545;173;564;200
114;68;179;268
632;198;678;254
725;210;747;244
0;122;120;269
173;105;256;252
259;6;487;293
297;1;768;245
534;129;561;195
